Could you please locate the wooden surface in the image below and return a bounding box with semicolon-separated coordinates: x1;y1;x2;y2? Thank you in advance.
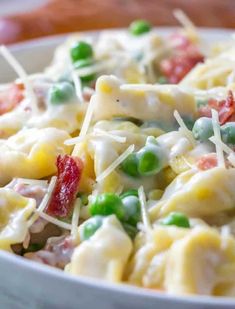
0;0;235;44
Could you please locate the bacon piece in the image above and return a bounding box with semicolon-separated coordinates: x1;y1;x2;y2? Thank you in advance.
199;91;235;125
160;33;204;84
46;155;83;217
0;83;24;115
160;54;203;84
25;235;75;269
196;153;218;171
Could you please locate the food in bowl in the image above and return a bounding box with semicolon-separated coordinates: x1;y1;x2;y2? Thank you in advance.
1;12;235;297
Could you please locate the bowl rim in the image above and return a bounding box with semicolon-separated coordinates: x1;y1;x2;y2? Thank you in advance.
8;26;235;51
1;26;235;305
1;249;235;305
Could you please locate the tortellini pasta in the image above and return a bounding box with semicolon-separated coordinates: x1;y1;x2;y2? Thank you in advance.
0;127;71;185
0;188;35;250
92;75;197;123
150;167;235;221
127;225;235;296
67;215;132;282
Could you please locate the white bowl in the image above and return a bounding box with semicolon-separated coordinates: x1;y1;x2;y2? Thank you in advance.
1;28;235;309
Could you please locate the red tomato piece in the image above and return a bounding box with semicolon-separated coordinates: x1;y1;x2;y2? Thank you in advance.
46;155;84;218
196;153;218;171
0;83;24;115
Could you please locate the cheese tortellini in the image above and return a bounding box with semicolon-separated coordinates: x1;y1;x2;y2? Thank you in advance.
150;167;235;222
127;225;235;296
92;75;197;123
0;127;71;185
67;215;132;282
0;188;35;250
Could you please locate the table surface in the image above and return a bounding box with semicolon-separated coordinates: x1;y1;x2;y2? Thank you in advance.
0;0;235;44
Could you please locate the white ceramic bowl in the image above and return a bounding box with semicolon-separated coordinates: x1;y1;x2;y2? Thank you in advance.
1;28;235;309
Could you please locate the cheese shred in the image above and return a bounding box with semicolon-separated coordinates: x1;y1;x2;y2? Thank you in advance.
70;95;96;155
173;110;196;146
71;198;81;238
27;176;57;228
211;109;225;168
72;71;83;103
0;45;38;112
96;144;135;182
138;186;152;232
93;128;127;143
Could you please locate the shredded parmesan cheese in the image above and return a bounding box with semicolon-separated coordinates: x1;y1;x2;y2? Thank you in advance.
36;211;72;230
228;153;235;167
209;135;235;167
71;95;96;156
16;178;48;187
38;176;57;212
27;176;57;228
0;45;38;113
173;9;197;36
211;109;225;168
138;186;152;232
93;128;127;143
96;144;135;182
120;84;161;91
71;198;81;238
72;71;83;103
173;110;196;146
209;136;233;156
75;58;117;77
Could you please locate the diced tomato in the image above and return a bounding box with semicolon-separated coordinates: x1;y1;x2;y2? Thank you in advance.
160;33;204;84
196;153;218;171
199;90;235;125
0;83;24;115
46;155;84;218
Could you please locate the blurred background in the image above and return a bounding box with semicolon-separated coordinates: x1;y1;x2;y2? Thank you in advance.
0;0;235;45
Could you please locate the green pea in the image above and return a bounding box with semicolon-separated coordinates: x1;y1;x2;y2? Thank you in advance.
70;41;93;63
192;117;213;142
137;144;164;176
80;215;104;241
122;222;138;239
89;193;125;220
121;153;139;177
221;122;235;145
129;20;152;36
74;58;96;83
48;81;75;104
121;195;141;226
160;212;190;228
120;189;138;199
